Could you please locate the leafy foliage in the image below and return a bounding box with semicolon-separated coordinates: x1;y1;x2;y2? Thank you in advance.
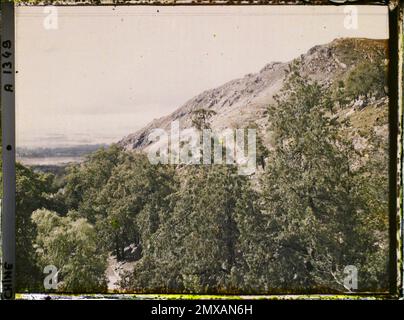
15;164;56;290
32;209;107;292
258;66;388;292
334;60;387;108
122;165;255;293
191;108;217;130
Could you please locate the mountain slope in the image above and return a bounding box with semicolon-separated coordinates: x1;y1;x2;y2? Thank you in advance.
119;38;388;152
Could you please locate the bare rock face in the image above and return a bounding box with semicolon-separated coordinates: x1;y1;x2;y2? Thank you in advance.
118;38;387;152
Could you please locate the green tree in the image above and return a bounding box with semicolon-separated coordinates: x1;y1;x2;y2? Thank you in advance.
63;144;123;212
32;209;107;293
95;152;177;260
349;131;389;290
123;165;255;293
336;60;387;107
191;108;217;130
15;163;55;291
259;65;388;292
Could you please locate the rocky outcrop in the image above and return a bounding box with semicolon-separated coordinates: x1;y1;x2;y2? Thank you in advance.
118;38;387;152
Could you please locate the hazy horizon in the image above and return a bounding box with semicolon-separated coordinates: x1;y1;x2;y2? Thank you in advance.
16;5;388;149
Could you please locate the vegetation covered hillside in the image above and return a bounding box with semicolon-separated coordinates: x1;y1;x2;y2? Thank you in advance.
14;38;389;294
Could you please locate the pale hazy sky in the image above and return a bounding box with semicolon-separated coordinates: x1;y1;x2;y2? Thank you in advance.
15;5;388;148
